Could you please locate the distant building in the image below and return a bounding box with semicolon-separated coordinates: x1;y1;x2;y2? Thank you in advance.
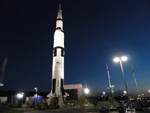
0;97;7;103
25;96;34;105
25;95;43;105
64;84;83;100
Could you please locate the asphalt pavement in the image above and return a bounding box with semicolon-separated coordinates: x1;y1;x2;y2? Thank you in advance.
141;107;150;113
24;107;86;113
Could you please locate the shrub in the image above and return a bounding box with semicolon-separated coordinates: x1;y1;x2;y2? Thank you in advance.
108;96;113;103
91;97;98;107
78;96;87;110
50;99;58;107
13;101;19;108
44;101;48;107
30;101;35;108
38;101;44;106
64;100;69;106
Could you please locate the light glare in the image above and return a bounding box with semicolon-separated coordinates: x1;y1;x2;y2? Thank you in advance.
114;57;120;62
17;93;23;99
84;88;89;94
123;91;127;94
121;56;128;61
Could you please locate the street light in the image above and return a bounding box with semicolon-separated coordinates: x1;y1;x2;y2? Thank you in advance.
102;91;106;100
123;91;127;96
83;87;90;102
34;87;38;101
84;88;90;94
16;92;24;99
103;92;105;95
123;91;127;94
114;56;129;100
149;90;150;93
16;92;24;105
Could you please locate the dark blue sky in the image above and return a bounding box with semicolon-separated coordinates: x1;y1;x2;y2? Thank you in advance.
1;0;150;96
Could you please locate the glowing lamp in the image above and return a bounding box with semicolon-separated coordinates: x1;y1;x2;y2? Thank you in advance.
84;88;89;94
123;91;127;94
121;56;128;61
114;57;120;62
16;93;24;99
103;92;105;95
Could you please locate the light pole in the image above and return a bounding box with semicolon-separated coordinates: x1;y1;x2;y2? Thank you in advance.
21;92;24;105
123;91;127;95
123;91;127;98
114;56;129;101
84;88;90;94
83;87;90;105
16;92;24;106
34;87;38;101
84;87;90;101
103;92;106;100
11;95;14;105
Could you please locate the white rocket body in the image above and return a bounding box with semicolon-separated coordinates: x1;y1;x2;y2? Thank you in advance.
48;6;65;98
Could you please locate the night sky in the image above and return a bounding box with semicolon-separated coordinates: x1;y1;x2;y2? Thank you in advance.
1;0;150;97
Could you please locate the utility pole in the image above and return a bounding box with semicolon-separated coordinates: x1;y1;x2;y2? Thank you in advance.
130;62;140;96
106;63;114;102
0;57;8;88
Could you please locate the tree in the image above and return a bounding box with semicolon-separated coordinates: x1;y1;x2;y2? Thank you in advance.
38;101;44;106
13;100;19;108
64;100;69;106
78;96;87;110
44;101;48;108
108;96;113;103
37;101;45;110
91;97;98;107
64;100;77;106
52;99;58;107
30;101;36;108
74;100;78;105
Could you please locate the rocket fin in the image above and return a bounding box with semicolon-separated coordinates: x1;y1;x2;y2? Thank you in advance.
61;79;65;95
52;79;56;93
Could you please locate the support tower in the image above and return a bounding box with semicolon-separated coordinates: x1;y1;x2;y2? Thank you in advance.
0;57;8;87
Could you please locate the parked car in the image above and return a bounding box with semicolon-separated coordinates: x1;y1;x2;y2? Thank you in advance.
109;107;119;113
99;106;109;112
125;108;136;113
135;107;142;111
117;106;124;111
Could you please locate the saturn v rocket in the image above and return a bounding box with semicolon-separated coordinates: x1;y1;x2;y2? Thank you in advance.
47;5;65;99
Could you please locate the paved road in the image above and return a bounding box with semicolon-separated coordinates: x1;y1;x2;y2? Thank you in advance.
141;107;150;113
24;107;86;113
23;104;150;113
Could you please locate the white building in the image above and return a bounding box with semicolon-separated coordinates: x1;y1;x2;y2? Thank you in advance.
0;97;7;103
64;84;83;100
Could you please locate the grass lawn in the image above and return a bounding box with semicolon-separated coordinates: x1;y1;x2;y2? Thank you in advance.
0;106;24;113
